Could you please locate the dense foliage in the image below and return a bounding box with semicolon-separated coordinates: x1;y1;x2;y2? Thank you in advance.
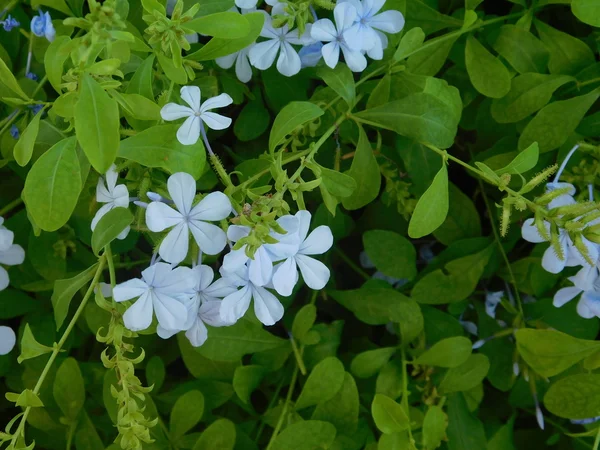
2;0;600;449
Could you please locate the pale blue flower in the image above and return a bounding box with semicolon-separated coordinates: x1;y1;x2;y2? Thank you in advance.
299;42;323;68
30;10;55;42
9;125;18;139
1;15;19;32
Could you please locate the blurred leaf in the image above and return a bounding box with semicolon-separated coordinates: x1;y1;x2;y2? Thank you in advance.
372;394;410;434
170;390;205;440
53;357;85;421
415;337;472;368
296;357;345;410
544;373;600;419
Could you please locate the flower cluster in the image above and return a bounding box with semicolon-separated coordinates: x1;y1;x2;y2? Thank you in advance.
216;0;404;80
0;216;25;292
103;172;333;347
0;15;19;32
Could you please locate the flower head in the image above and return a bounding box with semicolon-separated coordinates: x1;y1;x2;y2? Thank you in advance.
30;10;55;42
146;172;232;265
311;2;367;72
2;15;19;32
553;264;600;319
91;165;130;240
26;72;38;81
0;326;16;355
0;241;25;291
160;86;233;146
9;125;19;139
113;262;195;332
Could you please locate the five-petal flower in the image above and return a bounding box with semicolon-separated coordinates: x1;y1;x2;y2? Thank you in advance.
0;241;25;291
92;165;130;240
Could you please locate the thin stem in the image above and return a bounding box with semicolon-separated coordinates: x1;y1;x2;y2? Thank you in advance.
200;125;215;157
400;347;414;445
266;365;299;450
593;426;600;450
0;197;23;216
553;144;579;183
105;245;117;288
113;258;151;269
333;247;370;281
289;335;307;376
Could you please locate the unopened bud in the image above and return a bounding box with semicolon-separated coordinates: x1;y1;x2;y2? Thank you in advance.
521;165;558;194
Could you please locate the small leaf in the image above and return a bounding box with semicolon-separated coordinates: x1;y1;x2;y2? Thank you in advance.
439;354;490;394
6;389;44;407
292;304;317;343
317;64;355;106
269;101;323;153
572;0;600;27
371;393;410;434
91;207;134;255
18;324;53;364
270;420;336;450
193;418;236;450
170;390;205;439
186;12;250;38
363;230;417;280
53;357;85;421
233;365;266;404
311;372;359;435
415;337;472;368
495;142;539;175
544;373;600;420
14;110;42;166
51;264;99;330
465;34;511;98
394;27;425;61
422;405;448;450
408;163;449;238
351;348;397;379
295;356;345;409
320;167;357;198
0;56;29;100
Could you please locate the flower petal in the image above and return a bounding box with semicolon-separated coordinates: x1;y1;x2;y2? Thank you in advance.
235;0;258;9
0;244;24;266
577;297;597;319
194;264;215;292
0;228;14;251
177;115;201;145
190;191;232;221
201;110;233;131
296;254;330;290
146;202;182;233
228;225;251;241
0;266;8;291
366;34;384;60
249;246;273;287
363;0;385;16
199;299;229;326
249;39;280;70
160;103;194;121
553;287;581;308
220;284;252;324
123;291;154;331
168;172;196;216
342;44;367;71
369;10;405;33
189;220;227;255
180;85;201;111
204;277;239;298
158;222;190;265
113;278;148;302
277;42;301;77
215;52;238;69
542;244;567;274
185;317;209;347
155;265;195;296
300;226;333;255
251;286;284;326
91;203;114;231
311;18;337;42
321;41;340;69
200;93;234;112
272;257;298;297
236;48;253;83
0;326;16;355
152;291;189;331
223;248;250;274
334;2;358;32
521;218;549;243
157;325;179;340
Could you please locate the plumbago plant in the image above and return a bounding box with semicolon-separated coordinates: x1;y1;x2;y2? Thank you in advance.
3;0;600;448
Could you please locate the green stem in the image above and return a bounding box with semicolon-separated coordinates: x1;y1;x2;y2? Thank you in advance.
105;245;117;288
290;335;307;376
0;197;23;216
400;347;414;445
113;258;151;269
266;365;299;450
593;426;600;450
333;247;370;281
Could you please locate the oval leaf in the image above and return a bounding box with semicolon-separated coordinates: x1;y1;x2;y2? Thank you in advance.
269;101;324;153
408;163;449;239
14;110;42;166
91;207;134;255
465;34;511;98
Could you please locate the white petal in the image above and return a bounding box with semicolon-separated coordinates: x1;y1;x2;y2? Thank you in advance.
180;85;201;111
123;291;154;331
216;52;238;69
220;284;252;324
311;18;337;42
249;246;273;287
146;202;183;232
236;0;258;10
570;265;597;291
0;326;16;355
189;220;227;255
155;265;196;296
158;222;190;265
185;317;209;347
0;266;7;291
251;286;284;326
259;12;280;39
223;247;250;273
334;2;358;32
113;278;148;302
177;115;201;145
272;257;298;297
168;172;196;216
249;39;280;70
112;185;130;207
116;225;130;240
578;294;598;318
300;226;333;255
220;264;250;287
369;10;405;33
104;164;119;191
573;238;599;267
0;244;24;266
152;291;189;331
296;254;330;290
200;112;232;131
190;191;232;221
0;228;14;251
341;44;367;72
521;218;549;243
157;325;179;339
160;103;194;121
322;41;341;69
204;278;239;298
363;0;385;16
235;48;253;83
96;179;112;204
200;93;234;112
541;244;567;274
228;225;251;242
366;34;384;60
199;299;229;326
91;203;114;231
277;42;301;77
194;264;214;292
553;287;581;308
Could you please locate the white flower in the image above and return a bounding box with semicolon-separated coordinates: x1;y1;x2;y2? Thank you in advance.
310;2;367;72
216;47;254;83
248;12;313;77
0;242;25;291
485;291;504;319
223;215;299;287
553;264;600;319
113;262;195;332
219;263;284;326
91;165;130;240
341;0;405;59
146;172;232;265
0;326;16;355
236;0;277;13
0;217;14;251
270;210;333;296
160;86;233;146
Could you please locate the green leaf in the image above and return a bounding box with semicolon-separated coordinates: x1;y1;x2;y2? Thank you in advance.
495;142;539;175
17;324;53;364
198;316;286;361
490;73;574;124
146;356;166;392
233;365;266;404
415;337;472;368
44;36;73;93
186;12;250;38
341;126;381;210
312;372;359;435
397;136;442;195
366;74;391;109
317;64;355;106
320;167;357;198
439;354;490;394
516;328;600;377
363;230;417;280
7;389;44;408
488;419;516;450
53;357;85;421
371;394;410;434
572;0;600;27
355;93;458;149
119;93;161;121
292;304;317;343
296;357;345;409
0;289;39;319
91;207;134;255
157;53;187;84
465;35;511;98
518;90;599;153
23;137;81;232
28;231;66;281
491;25;549;74
234;88;270;141
351;348;397;379
51;264;99;330
187;12;264;61
405;0;462;35
118;124;207;179
408;163;448;238
407;34;459;76
544;373;600;419
170;390;205;439
14;110;42;166
422;405;448;450
269;101;323;153
433;183;481;245
270;420;336;450
0;54;29;101
75;74;119;173
193;418;236;450
394;27;425;61
446;393;487;450
535;20;595;75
